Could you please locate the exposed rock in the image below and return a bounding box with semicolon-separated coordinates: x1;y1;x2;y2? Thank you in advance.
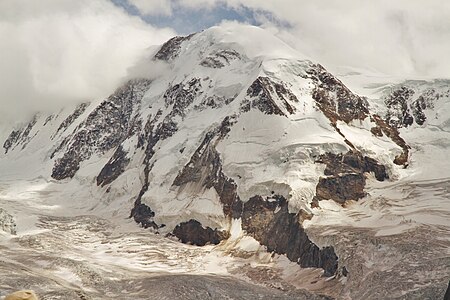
319;151;388;181
371;114;410;166
154;34;195;61
238;195;338;277
130;200;158;230
51;79;150;180
306;64;369;124
383;86;439;128
315;174;366;204
131;110;181;228
314;151;388;204
3;114;38;153
96;145;130;187
194;95;235;110
200;49;241;68
163;78;202;118
43;114;54;126
52;102;89;139
242;77;297;116
385;86;415;128
172;219;230;246
173;116;240;218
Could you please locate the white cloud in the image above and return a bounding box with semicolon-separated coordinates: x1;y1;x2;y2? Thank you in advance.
226;0;450;78
130;0;450;78
128;0;173;16
0;0;175;121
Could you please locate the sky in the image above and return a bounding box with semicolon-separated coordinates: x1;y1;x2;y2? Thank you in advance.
1;0;450;121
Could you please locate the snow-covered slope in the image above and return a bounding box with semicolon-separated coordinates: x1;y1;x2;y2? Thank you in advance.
1;24;449;299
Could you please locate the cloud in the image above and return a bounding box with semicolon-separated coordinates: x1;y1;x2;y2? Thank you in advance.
0;0;175;122
128;0;450;78
128;0;173;16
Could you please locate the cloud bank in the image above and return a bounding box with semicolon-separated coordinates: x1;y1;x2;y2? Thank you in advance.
128;0;450;78
0;0;175;121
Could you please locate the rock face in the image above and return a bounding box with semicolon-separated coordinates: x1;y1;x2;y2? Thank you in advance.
306;64;369;124
52;102;89;139
3;114;38;154
154;34;195;61
172;219;230;246
238;195;338;277
242;77;297;116
51;79;150;180
382;82;450;128
313;151;388;204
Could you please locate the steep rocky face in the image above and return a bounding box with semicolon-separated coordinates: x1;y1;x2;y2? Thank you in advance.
370;114;410;166
51;79;151;180
3;114;38;153
154;34;195;61
382;83;449;128
305;64;369;124
52;102;89;139
238;195;338;277
313;151;388;204
385;86;415;128
172;219;230;246
241;77;297;116
96;145;130;187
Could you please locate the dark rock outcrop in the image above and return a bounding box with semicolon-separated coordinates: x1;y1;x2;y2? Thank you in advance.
383;85;441;128
163;78;202;118
173;116;241;218
172;219;230;246
200;49;241;68
96;145;130;187
385;86;415;128
314;151;388;204
319;151;388;182
237;195;338;277
52;102;89;139
371;114;409;166
130;197;158;230
241;77;297;116
154;34;195;61
51;79;150;180
3;114;38;153
306;64;369;124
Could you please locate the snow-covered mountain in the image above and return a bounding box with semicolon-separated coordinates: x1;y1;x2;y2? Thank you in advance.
1;24;449;299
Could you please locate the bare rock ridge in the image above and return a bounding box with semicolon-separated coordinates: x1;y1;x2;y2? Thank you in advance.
3;114;38;154
313;151;388;205
51;78;151;180
306;64;369;124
